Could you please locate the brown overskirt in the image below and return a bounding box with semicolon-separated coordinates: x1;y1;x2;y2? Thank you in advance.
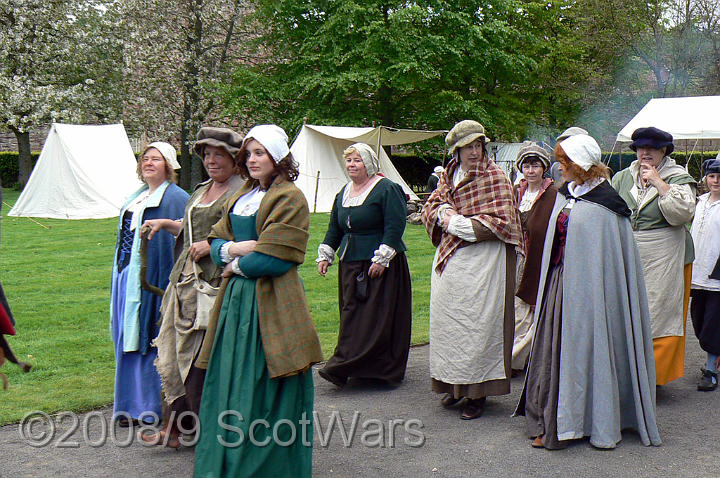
520;262;566;449
321;253;412;383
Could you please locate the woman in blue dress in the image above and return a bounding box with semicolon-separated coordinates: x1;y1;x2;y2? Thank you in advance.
194;125;322;477
110;142;189;426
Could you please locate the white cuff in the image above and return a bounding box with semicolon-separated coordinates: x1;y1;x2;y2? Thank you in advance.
371;244;397;267
230;257;246;276
219;242;234;263
437;204;453;225
316;243;335;265
447;215;477;242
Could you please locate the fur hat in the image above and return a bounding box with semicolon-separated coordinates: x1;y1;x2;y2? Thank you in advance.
193;127;244;159
446;120;489;157
515;141;551;170
630;127;674;155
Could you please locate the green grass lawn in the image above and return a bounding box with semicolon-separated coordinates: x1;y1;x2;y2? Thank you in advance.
0;188;434;425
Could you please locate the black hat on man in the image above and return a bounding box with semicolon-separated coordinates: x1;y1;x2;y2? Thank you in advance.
630;127;674;155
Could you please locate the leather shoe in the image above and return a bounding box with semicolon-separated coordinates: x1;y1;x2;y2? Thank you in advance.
318;368;347;388
115;416;139;428
440;393;462;408
698;368;718;391
460;398;486;420
531;436;544;448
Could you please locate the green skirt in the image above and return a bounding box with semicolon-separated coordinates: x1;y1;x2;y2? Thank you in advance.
194;275;314;478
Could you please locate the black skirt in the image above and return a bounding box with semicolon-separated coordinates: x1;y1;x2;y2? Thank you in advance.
322;253;412;383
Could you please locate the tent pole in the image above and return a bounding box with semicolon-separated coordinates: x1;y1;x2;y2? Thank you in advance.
377;127;382;159
314;170;320;213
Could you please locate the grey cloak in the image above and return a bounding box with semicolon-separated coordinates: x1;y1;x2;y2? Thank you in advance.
517;181;661;449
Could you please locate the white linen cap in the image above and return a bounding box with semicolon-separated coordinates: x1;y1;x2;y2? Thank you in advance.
345;142;380;177
243;124;290;164
147;141;180;169
559;134;601;171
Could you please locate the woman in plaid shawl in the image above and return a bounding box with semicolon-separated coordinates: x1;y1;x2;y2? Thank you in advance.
421;120;522;420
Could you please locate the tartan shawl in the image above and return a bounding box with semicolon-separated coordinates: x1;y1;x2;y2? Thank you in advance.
195;176;323;378
421;156;523;274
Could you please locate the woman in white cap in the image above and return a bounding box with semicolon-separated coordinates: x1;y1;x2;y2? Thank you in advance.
421;120;523;420
511;142;557;372
316;143;412;388
193;125;322;477
111;142;189;427
137;127;244;448
516;134;660;450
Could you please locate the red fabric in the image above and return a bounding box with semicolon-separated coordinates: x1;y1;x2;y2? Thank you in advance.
422;157;523;274
0;304;15;335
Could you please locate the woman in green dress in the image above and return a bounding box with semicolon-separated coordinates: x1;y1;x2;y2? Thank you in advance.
193;124;323;478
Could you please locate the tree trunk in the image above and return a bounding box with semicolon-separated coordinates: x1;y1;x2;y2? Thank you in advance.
179;122;192;190
191;133;203;187
12;128;33;188
180;97;204;190
179;0;204;191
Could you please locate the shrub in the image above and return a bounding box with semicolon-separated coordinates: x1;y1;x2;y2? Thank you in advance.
0;152;41;188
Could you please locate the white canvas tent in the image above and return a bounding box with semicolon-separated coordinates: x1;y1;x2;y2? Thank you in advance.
488;142;524;179
291;124;445;212
9;123;143;219
617;96;720;143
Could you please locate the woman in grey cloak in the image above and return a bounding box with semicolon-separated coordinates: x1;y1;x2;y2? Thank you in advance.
516;133;661;450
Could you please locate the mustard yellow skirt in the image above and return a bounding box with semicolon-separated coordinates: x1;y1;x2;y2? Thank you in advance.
653;264;691;386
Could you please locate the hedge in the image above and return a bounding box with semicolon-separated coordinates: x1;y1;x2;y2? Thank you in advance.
604;151;717;179
0;152;40;188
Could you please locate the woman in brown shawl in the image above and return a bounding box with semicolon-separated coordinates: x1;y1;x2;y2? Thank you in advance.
193;124;322;477
421;120;523;420
511;142;557;371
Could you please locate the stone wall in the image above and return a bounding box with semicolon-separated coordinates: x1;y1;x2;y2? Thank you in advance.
0;128;50;152
0;127;141;153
